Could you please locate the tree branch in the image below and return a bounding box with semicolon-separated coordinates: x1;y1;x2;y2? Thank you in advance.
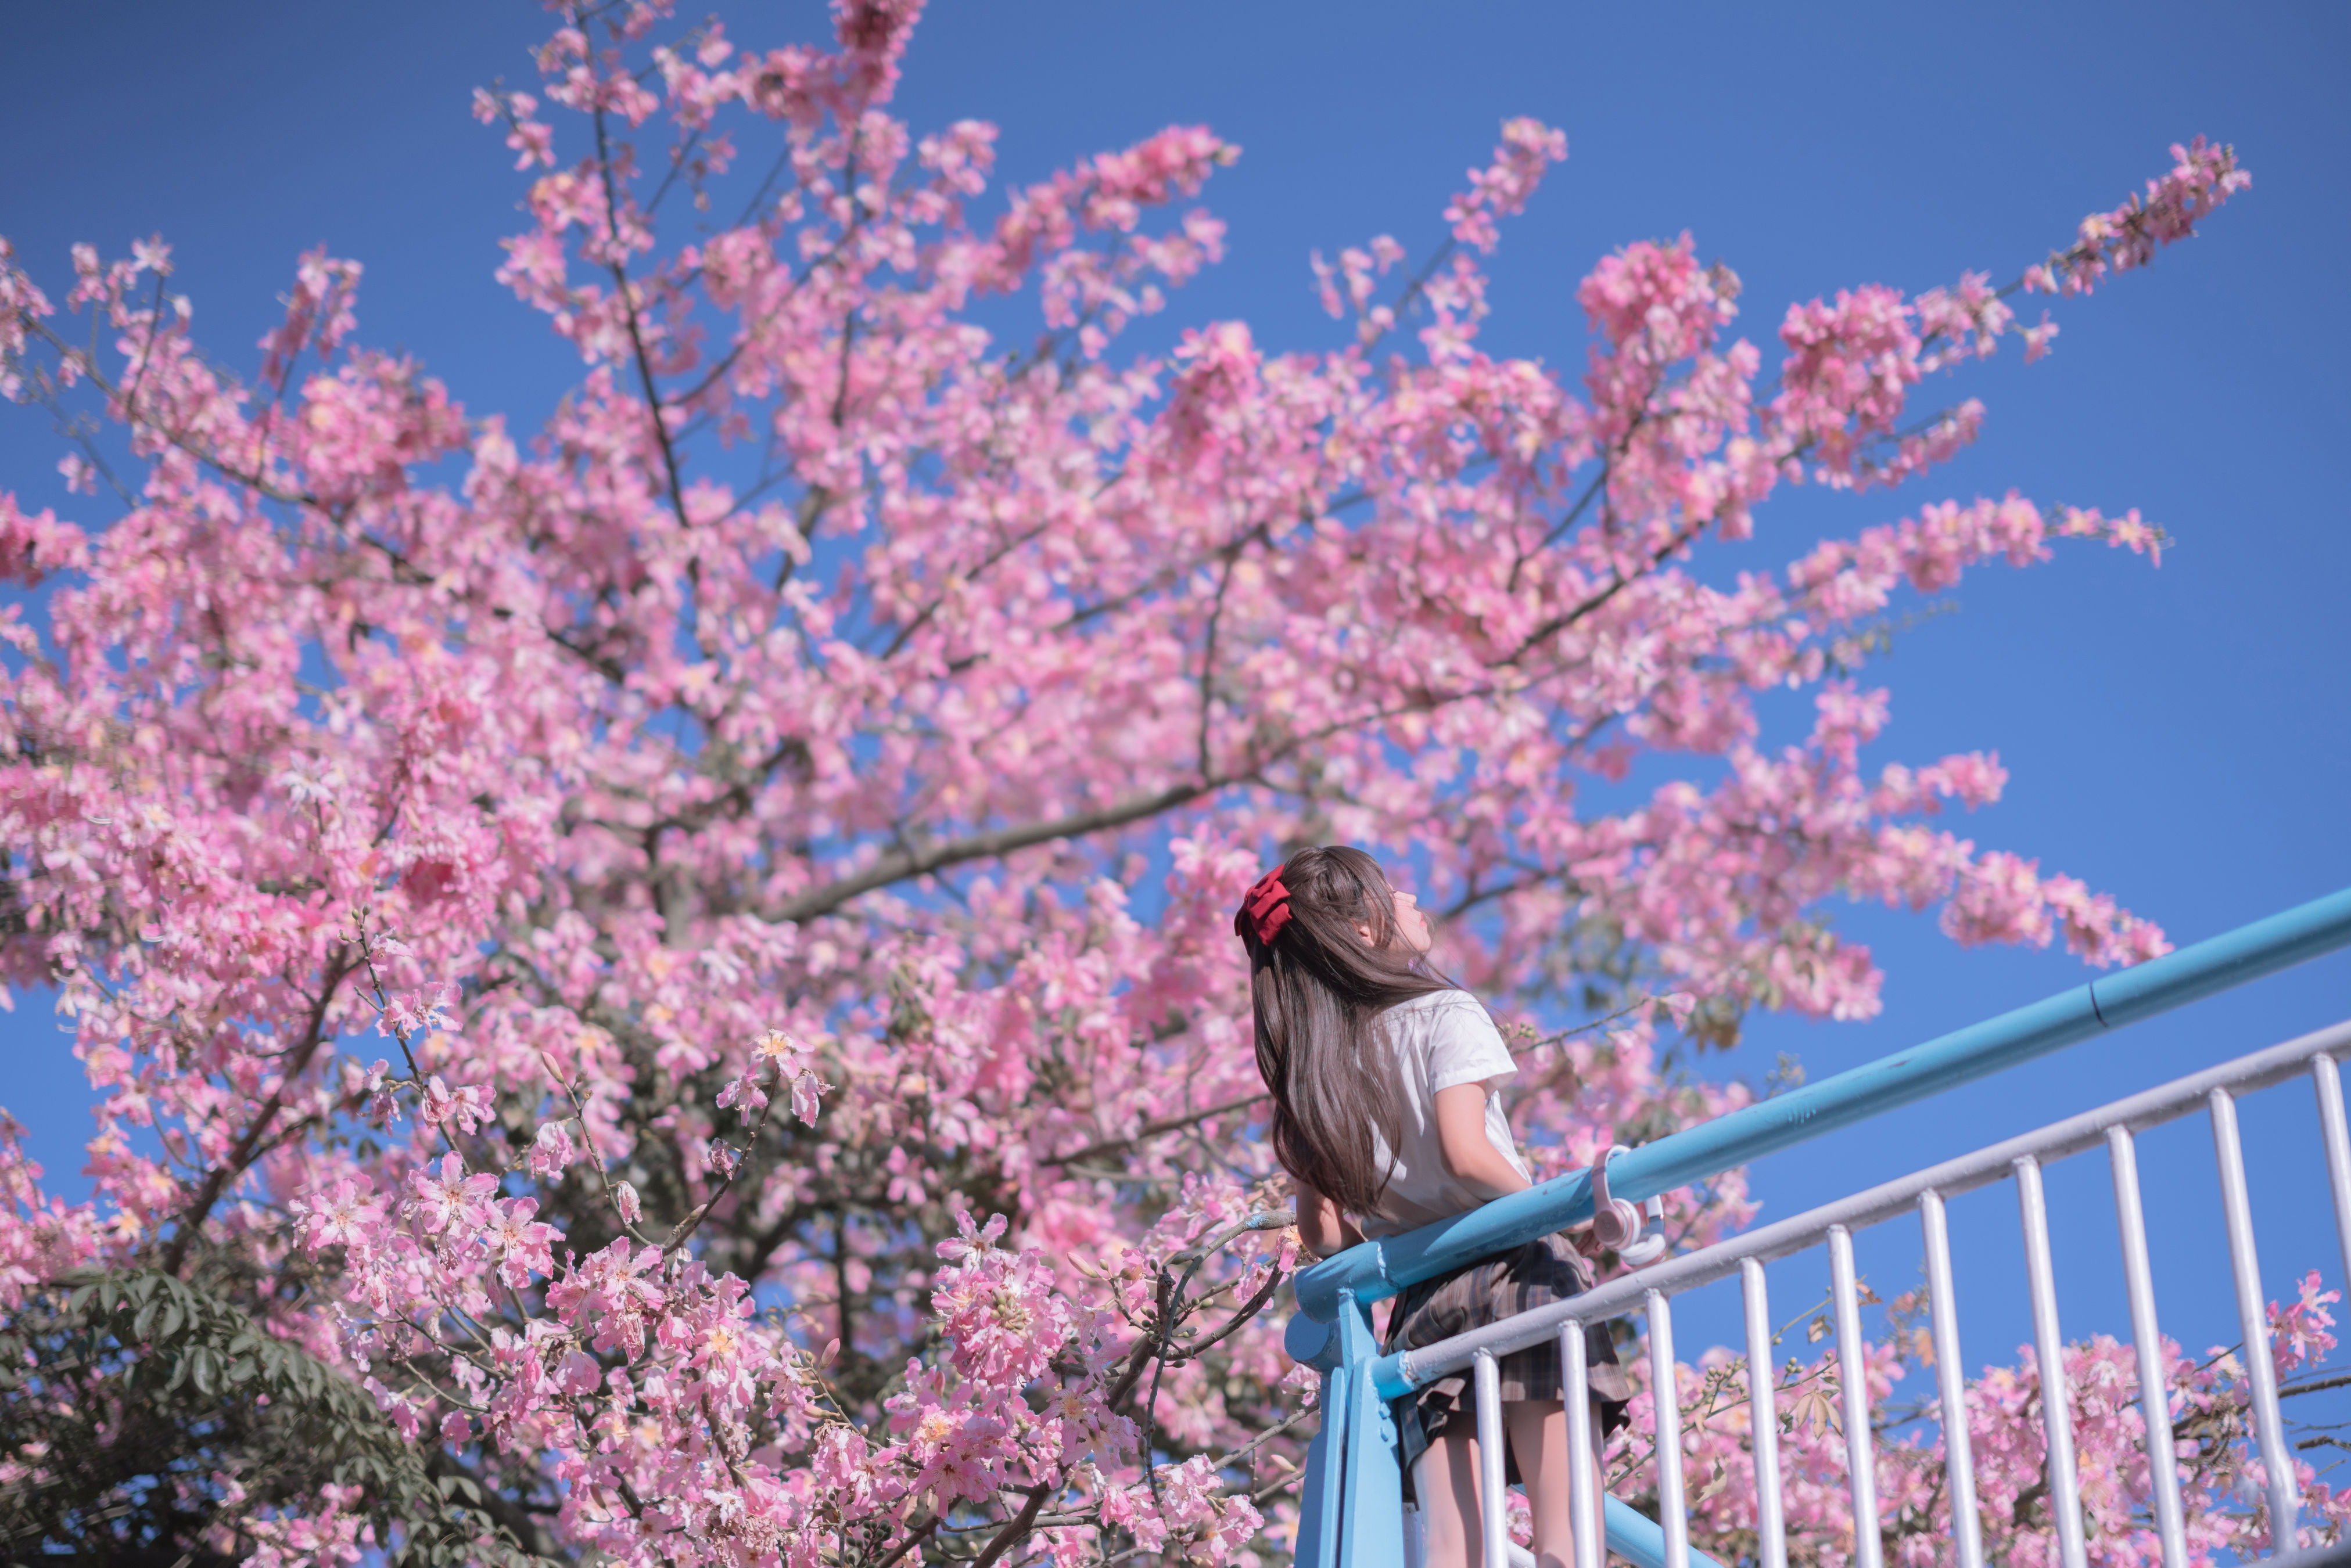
1196;551;1237;781
1169;1265;1285;1365
588;93;694;542
767;779;1216;923
1040;1092;1266;1171
1491;515;1708;668
878;519;1055;663
160;949;354;1276
968;1480;1054;1568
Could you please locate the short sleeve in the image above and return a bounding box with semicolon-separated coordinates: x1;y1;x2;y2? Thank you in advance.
1423;994;1516;1094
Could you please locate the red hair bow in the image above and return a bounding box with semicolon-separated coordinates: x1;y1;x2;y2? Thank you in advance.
1234;868;1293;946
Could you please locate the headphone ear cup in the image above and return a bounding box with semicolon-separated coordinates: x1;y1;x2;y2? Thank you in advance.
1590;1196;1642;1251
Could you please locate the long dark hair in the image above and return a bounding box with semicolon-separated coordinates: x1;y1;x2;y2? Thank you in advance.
1238;846;1451;1215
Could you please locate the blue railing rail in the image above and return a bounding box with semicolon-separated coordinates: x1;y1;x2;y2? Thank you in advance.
1293;883;2351;1325
1282;884;2351;1568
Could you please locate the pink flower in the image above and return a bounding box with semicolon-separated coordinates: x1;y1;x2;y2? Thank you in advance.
292;1175;385;1253
408;1153;497;1236
526;1119;577;1177
558;1347;603;1394
715;1073;768;1120
489;1197;558;1286
377;983;457;1041
419;1074;494;1135
2271;1271;2341;1376
0;492;88;585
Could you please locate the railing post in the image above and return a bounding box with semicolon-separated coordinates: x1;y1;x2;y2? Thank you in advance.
2015;1156;2088;1568
1826;1227;1883;1568
1741;1258;1789;1568
1290;1308;1349;1568
1917;1190;1985;1568
2314;1053;2351;1332
1295;1361;1348;1568
1563;1320;1601;1568
1336;1292;1406;1568
2210;1088;2300;1546
1472;1351;1510;1568
2106;1127;2188;1568
1646;1289;1690;1568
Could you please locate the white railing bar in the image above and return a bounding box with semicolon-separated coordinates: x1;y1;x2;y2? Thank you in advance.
1646;1288;1691;1568
2016;1155;2089;1568
1742;1258;1789;1568
1918;1189;1985;1568
1826;1226;1885;1568
2106;1125;2189;1568
1474;1349;1510;1568
2316;1055;2351;1321
1379;1021;2351;1392
1564;1321;1601;1568
2209;1087;2301;1544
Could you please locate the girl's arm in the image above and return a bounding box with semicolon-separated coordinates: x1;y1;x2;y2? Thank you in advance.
1294;1177;1367;1258
1433;1082;1532;1197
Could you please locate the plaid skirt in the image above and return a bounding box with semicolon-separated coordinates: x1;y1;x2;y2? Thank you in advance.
1381;1232;1632;1499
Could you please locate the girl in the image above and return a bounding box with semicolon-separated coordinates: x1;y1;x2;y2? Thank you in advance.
1235;846;1627;1568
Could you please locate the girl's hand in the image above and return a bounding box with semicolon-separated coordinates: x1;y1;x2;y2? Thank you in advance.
1433;1082;1531;1197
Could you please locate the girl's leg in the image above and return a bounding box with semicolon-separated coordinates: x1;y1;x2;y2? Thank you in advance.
1413;1402;1606;1568
1412;1425;1485;1568
1505;1398;1606;1568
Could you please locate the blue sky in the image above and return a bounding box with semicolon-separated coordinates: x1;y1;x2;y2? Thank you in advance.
3;0;2347;1441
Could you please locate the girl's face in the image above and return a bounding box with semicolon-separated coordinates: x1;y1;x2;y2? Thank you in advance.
1387;887;1434;954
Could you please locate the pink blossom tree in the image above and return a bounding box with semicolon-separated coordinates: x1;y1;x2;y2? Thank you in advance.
0;2;2332;1565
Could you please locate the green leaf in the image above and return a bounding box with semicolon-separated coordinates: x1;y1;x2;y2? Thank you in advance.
8;1268;557;1568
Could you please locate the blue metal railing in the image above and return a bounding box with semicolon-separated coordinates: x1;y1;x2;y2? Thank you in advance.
1282;884;2351;1568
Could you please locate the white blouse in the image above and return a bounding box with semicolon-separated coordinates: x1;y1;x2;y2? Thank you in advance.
1354;989;1529;1239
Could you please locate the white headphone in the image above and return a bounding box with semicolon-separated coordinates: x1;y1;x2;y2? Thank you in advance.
1586;1143;1668;1268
